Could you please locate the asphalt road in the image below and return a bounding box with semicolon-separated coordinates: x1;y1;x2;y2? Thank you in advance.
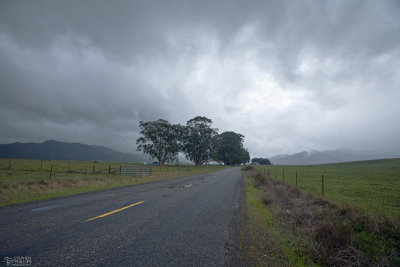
0;167;243;266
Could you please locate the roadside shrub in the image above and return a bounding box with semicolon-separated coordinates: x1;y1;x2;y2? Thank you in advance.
313;196;335;208
287;184;303;198
315;223;351;250
336;205;358;219
242;165;253;171
254;173;266;186
262;191;272;205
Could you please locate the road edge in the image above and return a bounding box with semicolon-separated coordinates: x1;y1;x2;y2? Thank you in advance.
224;167;245;266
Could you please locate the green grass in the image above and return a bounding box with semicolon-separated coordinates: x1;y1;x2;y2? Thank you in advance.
239;173;318;266
0;158;228;206
242;167;400;266
254;158;400;218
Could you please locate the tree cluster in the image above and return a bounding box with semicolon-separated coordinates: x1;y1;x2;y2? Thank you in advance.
136;116;250;166
212;132;250;165
251;158;272;165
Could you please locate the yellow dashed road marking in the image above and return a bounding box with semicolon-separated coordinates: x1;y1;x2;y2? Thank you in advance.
85;201;144;222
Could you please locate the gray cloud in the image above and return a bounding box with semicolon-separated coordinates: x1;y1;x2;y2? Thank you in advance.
0;0;399;158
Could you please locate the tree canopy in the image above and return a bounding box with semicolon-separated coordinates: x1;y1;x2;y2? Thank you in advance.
251;158;272;165
181;116;218;166
136;119;180;165
212;131;250;165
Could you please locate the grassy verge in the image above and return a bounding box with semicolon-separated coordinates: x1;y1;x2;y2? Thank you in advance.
239;167;317;266
0;159;228;206
240;166;400;266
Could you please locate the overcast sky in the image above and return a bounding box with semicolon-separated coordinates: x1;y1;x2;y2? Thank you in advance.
1;0;399;158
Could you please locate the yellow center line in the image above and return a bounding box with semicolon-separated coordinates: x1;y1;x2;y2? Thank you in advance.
184;184;192;188
85;201;144;222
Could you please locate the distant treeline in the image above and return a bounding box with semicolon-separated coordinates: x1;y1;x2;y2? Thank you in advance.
251;158;272;165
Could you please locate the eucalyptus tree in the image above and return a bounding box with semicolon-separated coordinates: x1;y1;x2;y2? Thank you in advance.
213;131;250;165
136;119;180;165
181;116;218;166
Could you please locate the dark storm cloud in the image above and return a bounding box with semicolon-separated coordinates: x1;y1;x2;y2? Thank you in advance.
0;0;399;157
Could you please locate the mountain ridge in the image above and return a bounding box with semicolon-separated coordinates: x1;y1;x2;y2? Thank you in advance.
0;140;149;162
270;149;390;165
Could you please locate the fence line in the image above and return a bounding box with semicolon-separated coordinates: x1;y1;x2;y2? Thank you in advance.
0;159;206;184
0;159;220;181
255;167;400;219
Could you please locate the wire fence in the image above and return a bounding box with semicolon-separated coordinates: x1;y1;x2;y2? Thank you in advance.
0;158;209;183
254;166;400;219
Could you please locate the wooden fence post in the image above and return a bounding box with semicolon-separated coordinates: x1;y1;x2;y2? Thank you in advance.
296;171;298;186
68;160;70;170
108;164;111;178
282;171;285;182
49;165;53;181
275;169;277;179
322;175;325;197
40;160;43;170
92;164;95;174
8;159;11;170
268;169;270;176
84;164;87;178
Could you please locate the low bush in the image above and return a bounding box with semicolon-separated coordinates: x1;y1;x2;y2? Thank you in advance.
254;173;266;186
242;165;254;171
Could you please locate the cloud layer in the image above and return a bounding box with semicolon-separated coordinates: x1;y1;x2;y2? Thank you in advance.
1;0;399;158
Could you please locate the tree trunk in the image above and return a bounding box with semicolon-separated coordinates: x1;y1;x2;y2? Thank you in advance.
157;156;164;166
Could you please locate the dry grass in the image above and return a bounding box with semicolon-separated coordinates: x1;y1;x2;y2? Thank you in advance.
241;169;400;266
0;166;227;206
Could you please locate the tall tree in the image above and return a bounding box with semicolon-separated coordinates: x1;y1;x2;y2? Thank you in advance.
213;131;250;165
181;116;218;166
136;119;180;165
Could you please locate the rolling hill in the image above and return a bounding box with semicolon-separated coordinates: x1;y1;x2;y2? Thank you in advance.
0;140;149;162
270;149;389;165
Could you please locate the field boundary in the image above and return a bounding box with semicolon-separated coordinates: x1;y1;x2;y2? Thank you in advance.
0;158;228;206
252;163;400;219
241;167;400;266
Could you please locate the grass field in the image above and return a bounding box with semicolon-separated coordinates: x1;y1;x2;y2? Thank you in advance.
253;158;400;218
0;158;227;206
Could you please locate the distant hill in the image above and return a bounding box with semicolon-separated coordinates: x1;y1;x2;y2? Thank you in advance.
270;149;388;165
0;140;150;162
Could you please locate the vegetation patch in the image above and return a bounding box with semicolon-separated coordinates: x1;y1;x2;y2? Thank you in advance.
0;159;228;206
254;158;400;218
239;168;316;266
240;167;400;266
